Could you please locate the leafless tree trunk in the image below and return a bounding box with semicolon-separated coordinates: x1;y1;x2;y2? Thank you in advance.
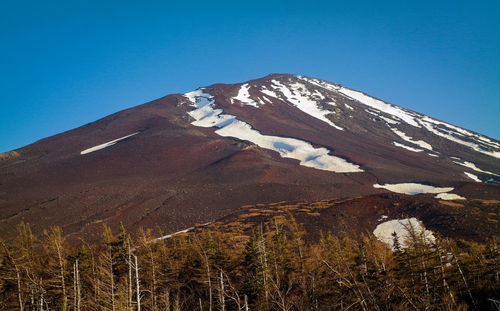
110;248;116;311
258;225;269;309
173;292;180;311
219;270;225;311
1;240;24;311
76;259;81;311
165;288;171;311
453;253;477;310
196;236;212;311
52;228;68;311
135;255;141;311
128;238;133;311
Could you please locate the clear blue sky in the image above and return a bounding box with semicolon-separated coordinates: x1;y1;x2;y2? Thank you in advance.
1;0;499;152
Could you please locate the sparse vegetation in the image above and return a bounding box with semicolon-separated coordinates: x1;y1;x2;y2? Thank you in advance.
0;150;20;160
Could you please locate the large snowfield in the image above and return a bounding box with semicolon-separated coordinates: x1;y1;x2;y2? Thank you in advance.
185;89;363;173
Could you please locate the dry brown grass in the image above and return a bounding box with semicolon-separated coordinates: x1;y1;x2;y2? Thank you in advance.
472;199;500;205
307;212;321;217
0;150;20;160
439;200;465;208
239;212;262;218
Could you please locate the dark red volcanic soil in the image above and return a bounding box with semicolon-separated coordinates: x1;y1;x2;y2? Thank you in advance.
213;193;500;242
1;74;499;241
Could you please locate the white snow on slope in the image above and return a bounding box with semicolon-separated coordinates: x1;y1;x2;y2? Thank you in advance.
390;127;433;150
297;76;340;92
373;183;454;195
435;193;466;200
464;172;481;182
298;76;500;159
269;80;344;131
393;142;424;152
420;116;500;148
261;96;273;104
231;83;259;107
379;115;399;125
185;89;363;173
378;215;389;222
453;161;499;176
80;132;139;155
155;228;192;242
338;87;421;127
153;222;212;242
374;218;435;250
260;87;279;99
419;117;500;159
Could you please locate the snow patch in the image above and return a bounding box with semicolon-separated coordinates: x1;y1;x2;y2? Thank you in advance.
338;87;421;127
365;109;379;116
261;96;273;104
373;183;454;195
435;193;466;200
260;88;279;99
374;218;435;250
419;117;500;159
185;89;363;173
390;127;433;150
80;132;139;155
379;115;399;125
464;172;481;182
378;215;388;222
154;222;213;242
453;161;499;176
231;84;259;107
393;142;424;152
344;103;354;110
270;80;344;131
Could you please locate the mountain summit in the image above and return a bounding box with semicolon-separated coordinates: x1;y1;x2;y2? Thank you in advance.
1;74;499;240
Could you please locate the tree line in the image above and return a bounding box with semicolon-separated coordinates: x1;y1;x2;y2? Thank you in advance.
0;218;499;310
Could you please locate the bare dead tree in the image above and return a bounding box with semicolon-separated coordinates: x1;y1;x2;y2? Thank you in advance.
195;235;213;311
218;269;226;311
0;240;24;311
135;255;142;311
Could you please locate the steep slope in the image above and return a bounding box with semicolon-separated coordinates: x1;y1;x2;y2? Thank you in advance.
0;74;499;241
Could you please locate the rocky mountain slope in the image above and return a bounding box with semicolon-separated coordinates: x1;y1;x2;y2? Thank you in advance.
1;74;499;241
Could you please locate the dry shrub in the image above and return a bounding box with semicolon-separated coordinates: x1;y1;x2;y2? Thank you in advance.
472;199;500;204
0;150;20;160
439;200;465;208
307;212;321;216
239;212;262;218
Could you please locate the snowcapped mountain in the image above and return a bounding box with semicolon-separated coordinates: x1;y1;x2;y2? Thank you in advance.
1;73;499;241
